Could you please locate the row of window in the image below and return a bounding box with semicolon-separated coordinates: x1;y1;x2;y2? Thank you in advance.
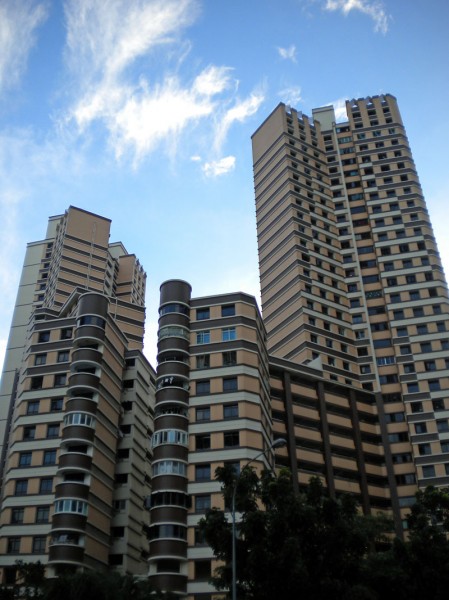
37;328;72;343
22;424;59;440
196;403;238;421
195;377;238;395
195;431;239;450
14;477;53;495
7;536;47;554
196;350;236;369
26;397;63;415
196;327;236;344
30;373;67;390
10;505;50;524
34;351;69;365
197;304;235;320
18;449;57;467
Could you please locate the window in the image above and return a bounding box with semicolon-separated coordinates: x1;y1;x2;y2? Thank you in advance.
38;331;50;343
57;351;69;363
30;376;43;390
407;383;419;394
195;495;211;513
222;327;236;342
195;560;211;581
8;538;21;553
54;374;67;387
39;478;53;494
196;308;210;320
23;426;36;441
422;465;435;478
35;354;47;366
221;304;235;317
15;480;28;496
43;450;57;465
415;422;427;434
196;331;210;344
433;399;445;411
437;420;449;433
411;402;423;413
51;398;63;412
196;407;210;422
224;431;239;447
418;444;432;456
19;452;32;467
223;377;238;392
11;508;24;524
195;464;211;481
196;355;210;369
416;325;428;335
429;380;441;392
60;328;72;340
396;327;408;338
420;342;432;353
196;380;210;395
223;351;237;366
196;434;211;451
27;400;40;415
47;424;59;438
224;403;238;419
32;536;47;554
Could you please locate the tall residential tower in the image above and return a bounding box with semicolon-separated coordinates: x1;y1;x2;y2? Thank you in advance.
0;207;155;583
252;93;449;522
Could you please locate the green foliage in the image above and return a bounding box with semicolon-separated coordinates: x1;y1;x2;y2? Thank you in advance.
200;469;449;600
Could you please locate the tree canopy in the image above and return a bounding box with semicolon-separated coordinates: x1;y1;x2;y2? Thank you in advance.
199;466;449;600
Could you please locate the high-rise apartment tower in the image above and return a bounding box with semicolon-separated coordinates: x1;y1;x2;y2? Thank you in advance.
0;207;155;583
252;94;449;522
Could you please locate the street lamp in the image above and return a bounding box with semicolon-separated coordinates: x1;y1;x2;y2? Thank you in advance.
231;438;287;600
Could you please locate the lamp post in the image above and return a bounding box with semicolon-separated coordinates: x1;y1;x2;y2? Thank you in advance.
231;438;287;600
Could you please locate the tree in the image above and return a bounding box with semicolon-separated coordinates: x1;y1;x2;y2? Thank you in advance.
199;467;391;599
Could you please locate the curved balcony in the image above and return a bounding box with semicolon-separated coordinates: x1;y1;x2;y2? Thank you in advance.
48;544;85;565
150;506;187;524
58;453;92;472
61;425;95;444
158;313;190;328
155;387;189;404
157;337;189;355
71;347;102;367
66;398;97;413
149;539;187;558
149;573;186;594
74;325;105;344
153;414;188;431
151;475;188;493
55;482;89;500
51;513;87;531
152;445;189;462
68;372;99;393
157;361;189;379
78;293;109;318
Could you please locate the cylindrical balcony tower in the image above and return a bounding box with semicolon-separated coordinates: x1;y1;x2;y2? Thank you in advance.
48;292;107;572
149;280;191;595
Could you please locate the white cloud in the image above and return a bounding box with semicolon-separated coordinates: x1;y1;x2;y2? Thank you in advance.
190;155;202;162
278;86;302;107
213;92;264;153
324;0;389;34
62;1;263;166
202;156;236;177
277;45;297;62
328;97;348;122
0;0;48;95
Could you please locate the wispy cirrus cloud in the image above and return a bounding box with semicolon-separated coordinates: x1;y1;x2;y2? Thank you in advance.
0;0;48;96
323;0;389;34
277;45;297;62
213;91;264;153
202;155;236;177
328;97;348;121
62;0;264;169
278;86;302;107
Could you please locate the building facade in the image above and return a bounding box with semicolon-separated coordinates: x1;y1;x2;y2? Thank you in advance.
0;207;155;584
252;93;449;532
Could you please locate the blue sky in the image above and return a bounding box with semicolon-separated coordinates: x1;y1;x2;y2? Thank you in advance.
0;0;448;369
